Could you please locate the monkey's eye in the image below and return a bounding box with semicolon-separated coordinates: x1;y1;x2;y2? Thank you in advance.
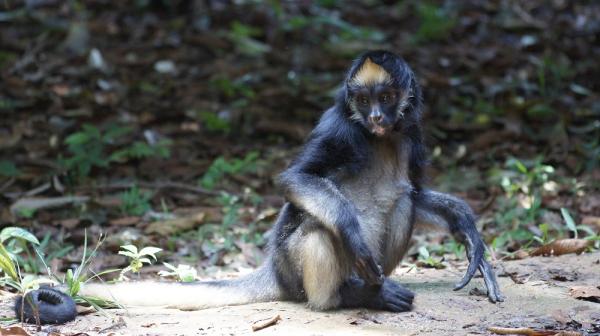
357;95;369;106
380;93;394;104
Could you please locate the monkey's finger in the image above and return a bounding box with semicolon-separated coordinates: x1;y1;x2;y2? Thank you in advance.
453;242;484;291
367;258;384;284
479;260;505;303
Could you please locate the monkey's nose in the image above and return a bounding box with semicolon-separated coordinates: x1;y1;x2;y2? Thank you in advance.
369;114;383;124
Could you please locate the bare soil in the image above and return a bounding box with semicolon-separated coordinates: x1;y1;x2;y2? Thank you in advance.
2;252;599;336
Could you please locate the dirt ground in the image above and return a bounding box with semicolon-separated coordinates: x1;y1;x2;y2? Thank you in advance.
2;252;599;336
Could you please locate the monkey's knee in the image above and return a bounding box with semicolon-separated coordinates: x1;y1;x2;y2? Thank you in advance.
299;231;348;310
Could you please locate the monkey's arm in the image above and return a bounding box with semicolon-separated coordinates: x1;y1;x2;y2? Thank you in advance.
278;137;383;285
414;189;504;303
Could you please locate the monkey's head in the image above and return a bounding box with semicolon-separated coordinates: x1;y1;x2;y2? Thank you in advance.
345;51;421;137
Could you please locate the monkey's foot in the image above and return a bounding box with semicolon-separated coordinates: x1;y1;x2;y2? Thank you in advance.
340;278;413;312
370;279;414;312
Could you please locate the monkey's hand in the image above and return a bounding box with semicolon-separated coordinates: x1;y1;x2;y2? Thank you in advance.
454;238;504;303
414;190;504;303
344;231;384;286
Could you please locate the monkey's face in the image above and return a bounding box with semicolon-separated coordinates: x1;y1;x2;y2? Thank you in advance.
348;84;406;137
346;55;414;137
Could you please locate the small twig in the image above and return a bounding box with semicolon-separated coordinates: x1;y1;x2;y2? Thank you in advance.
0;177;15;193
251;315;281;332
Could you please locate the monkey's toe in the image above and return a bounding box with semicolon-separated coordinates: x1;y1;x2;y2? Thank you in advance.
373;279;414;312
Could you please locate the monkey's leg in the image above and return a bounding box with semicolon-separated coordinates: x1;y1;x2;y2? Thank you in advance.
294;229;412;311
340;277;414;312
295;230;350;309
414;189;504;303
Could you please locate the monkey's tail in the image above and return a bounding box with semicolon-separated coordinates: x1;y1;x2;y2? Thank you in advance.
80;264;283;310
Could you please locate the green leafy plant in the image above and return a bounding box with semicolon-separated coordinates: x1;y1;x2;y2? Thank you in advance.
0;227;48;323
417;246;445;269
200;151;260;189
110;139;172;162
195;191;269;263
61;124;172;180
197;193;242;253
158;263;197;282
491;157;555;250
118;245;162;280
15;207;36;219
0;227;41;274
413;3;457;43
559;208;600;249
440;239;465;259
489;157;555;245
120;186;152;216
63;233;119;310
537;54;573;98
199;111;231;133
62;124;131;179
211;77;256;100
0;160;20;177
228;21;271;57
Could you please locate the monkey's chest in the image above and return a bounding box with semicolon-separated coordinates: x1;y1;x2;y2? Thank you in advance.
341;166;410;222
341;156;411;227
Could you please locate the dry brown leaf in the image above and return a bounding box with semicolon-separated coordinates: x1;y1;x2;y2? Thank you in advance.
144;212;205;236
55;218;80;229
530;239;591;257
569;286;600;303
0;326;31;336
514;250;530;259
109;216;141;226
76;305;97;315
581;216;600;231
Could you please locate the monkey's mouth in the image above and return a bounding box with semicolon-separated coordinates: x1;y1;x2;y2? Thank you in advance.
368;123;390;136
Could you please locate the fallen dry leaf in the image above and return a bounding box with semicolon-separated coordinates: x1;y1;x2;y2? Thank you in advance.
569;286;600;303
0;326;31;336
145;212;205;235
109;216;141;226
76;305;97;315
514;250;530;259
530;239;591;257
55;218;80;229
581;216;600;231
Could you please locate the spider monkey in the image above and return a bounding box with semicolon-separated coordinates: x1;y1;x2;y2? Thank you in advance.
15;50;504;324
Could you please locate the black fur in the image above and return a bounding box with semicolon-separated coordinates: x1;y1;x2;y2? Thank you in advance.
340;277;414;312
275;50;427;309
15;287;77;324
414;190;504;301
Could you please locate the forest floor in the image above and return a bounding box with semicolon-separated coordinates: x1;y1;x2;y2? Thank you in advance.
1;2;600;335
2;252;599;336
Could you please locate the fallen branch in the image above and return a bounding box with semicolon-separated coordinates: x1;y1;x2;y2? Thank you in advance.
251;315;281;332
488;326;581;336
10;196;90;215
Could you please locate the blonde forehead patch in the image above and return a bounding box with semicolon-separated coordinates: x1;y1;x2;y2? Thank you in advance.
349;58;391;87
